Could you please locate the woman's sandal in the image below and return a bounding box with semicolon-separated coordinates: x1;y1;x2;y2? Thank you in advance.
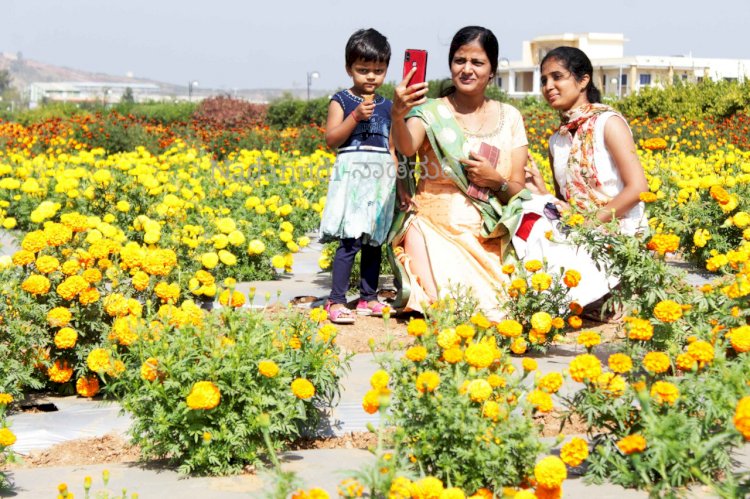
356;299;387;317
325;302;356;324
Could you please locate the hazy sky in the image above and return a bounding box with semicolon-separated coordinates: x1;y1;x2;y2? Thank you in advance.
2;0;748;91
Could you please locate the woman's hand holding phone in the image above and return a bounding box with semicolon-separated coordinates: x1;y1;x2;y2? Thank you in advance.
392;67;428;120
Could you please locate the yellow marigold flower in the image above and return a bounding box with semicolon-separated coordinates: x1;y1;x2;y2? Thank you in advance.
560;437;589;467
706;254;728;272
338;478;365;498
467;379;492;402
522;358;538;372
48;359;73;383
154;281;180;303
497;319;523;338
61;259;81;275
218;249;237;266
441;487;465;499
0;393;13;405
218;289;245;308
186;381;221;410
47;307;72;328
566;213;585;226
57;275;88;300
140;358;159;382
271;254;286;269
687;340;714;364
317;323;337;342
0;427;16;447
501;263;515;275
35;255;60;274
369;370;389;391
510;278;527;295
79;287;101;306
729;326;750;353
569;354;602;382
12;249;35;266
527;389;553;412
87;348;111;372
481;400;502;421
693;228;711;248
21;274;51;295
76;376;100;398
525;260;543;273
576;331;601;349
643;137;667;150
247;239;266;255
642;351;670;374
54;327;78;349
675;352;696;372
487;374;506;388
563;269;581;288
291;378;315;399
646;234;680;255
608;353;633;374
734;211;750;228
201;252;219;269
465;342;494;369
415;477;444;498
389;477;413;498
82;268;102;284
405;345;428;362
2;217;16;229
617;434;647;455
256;360;279;378
416;371;440;393
531;272;552;291
625;317;654;341
309;307;327;323
651;380;680;405
511;491;536;499
407;318;428;336
734;396;750;440
437;328;461;349
531;312;552;334
596;372;626;398
537;372;563;394
510;337;527;355
654;300;682;323
22;230;48;253
470;313;491;329
534;456;567;488
443;347;463;364
132;271;150;291
455;324;475;339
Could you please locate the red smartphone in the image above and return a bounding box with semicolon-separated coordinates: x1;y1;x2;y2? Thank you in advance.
403;49;428;86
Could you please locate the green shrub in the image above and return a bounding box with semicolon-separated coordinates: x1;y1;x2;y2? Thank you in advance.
107;307;346;475
266;95;329;128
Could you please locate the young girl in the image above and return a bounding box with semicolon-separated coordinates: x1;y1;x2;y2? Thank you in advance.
319;28;396;324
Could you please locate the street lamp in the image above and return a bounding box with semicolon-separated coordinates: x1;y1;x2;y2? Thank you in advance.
188;80;199;101
307;71;319;100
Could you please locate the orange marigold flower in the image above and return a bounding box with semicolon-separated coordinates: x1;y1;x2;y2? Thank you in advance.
687;340;714;364
21;274;51;295
527;388;553;412
646;234;680;255
534;456;567;488
48;359;73;383
416;371;440;393
186;381;221;409
576;331;601;349
54;327;78;349
675;352;697;371
510;337;527;355
537;372;563;394
640;192;658;203
76;376;100;398
563;269;581;288
405;345;428;362
525;260;543;273
729;326;750;353
625;317;654;341
47;307;72;328
734;396;750;440
140;358;159;381
617;434;647;454
709;185;730;205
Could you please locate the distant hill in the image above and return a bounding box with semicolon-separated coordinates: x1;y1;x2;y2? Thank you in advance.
0;52;330;103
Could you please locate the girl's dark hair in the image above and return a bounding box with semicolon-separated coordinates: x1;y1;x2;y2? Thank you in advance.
541;46;601;103
441;26;499;97
345;28;391;67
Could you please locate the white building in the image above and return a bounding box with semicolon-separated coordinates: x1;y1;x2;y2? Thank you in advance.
497;33;750;98
28;81;170;107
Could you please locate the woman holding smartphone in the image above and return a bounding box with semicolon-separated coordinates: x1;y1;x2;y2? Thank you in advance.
390;26;530;321
518;46;648;313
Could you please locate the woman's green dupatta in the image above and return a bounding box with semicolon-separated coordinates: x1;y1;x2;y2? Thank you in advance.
386;98;529;309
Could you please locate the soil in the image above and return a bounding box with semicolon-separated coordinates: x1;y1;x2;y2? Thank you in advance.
7;433;141;468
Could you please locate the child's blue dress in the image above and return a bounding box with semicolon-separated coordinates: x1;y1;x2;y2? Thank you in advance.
319;90;396;245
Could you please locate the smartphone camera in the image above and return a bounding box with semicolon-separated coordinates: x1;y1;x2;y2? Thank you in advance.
405;52;410;61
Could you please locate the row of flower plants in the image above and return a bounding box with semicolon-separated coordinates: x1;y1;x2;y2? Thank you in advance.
0;116;749;495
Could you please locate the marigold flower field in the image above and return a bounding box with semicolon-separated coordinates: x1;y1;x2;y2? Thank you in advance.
1;103;750;497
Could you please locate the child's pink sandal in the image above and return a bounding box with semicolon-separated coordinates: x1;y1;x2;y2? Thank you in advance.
325;301;356;324
356;299;386;317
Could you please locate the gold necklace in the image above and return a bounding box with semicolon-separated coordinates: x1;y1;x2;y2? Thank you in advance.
449;94;488;135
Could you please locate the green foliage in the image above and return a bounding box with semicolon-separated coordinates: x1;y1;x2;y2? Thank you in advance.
114;101;197;124
107;307;346;475
266;95;329;128
616;80;750;120
380;290;548;492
